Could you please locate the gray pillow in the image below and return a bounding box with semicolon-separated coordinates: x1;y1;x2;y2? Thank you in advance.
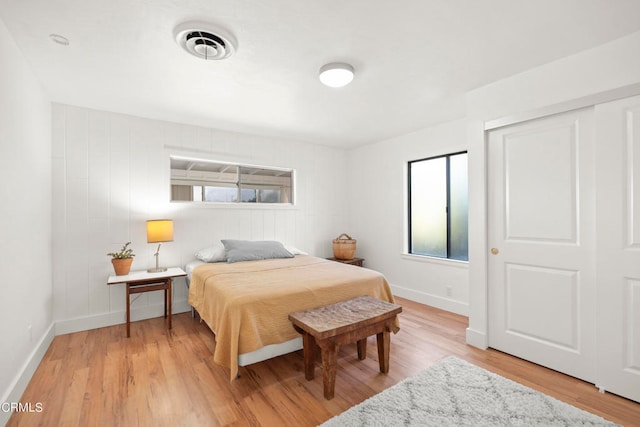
221;240;294;263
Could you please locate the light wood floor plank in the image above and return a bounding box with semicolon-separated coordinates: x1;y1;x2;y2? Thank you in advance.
7;297;640;426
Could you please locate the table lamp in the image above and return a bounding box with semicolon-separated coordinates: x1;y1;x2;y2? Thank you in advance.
146;219;173;272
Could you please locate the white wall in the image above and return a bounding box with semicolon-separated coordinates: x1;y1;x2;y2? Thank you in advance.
0;17;53;425
51;104;350;334
465;30;640;348
348;119;469;315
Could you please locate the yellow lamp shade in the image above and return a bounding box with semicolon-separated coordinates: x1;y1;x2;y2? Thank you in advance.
146;220;174;243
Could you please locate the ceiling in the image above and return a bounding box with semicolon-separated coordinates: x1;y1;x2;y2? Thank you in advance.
1;0;640;148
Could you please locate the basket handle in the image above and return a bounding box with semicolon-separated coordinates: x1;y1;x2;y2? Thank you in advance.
336;233;352;240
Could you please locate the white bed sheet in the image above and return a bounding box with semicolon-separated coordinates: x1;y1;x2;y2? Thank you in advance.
185;259;205;281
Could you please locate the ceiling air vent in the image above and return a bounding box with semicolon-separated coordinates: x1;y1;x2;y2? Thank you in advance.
174;21;237;60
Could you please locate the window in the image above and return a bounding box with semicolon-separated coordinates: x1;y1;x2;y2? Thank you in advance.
408;151;468;261
170;157;294;204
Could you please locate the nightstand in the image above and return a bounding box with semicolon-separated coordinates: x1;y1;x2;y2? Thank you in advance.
326;257;364;267
107;267;187;337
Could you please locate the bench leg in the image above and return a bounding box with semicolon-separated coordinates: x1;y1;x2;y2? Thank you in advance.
377;331;390;373
302;333;316;380
357;338;367;360
319;340;339;400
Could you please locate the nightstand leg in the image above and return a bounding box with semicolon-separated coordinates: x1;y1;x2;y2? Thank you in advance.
126;284;131;338
168;278;172;330
164;284;167;318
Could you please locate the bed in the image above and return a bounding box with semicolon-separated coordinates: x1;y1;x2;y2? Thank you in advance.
187;253;396;381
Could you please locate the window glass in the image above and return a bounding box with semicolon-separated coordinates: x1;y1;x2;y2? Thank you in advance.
408;152;468;261
204;186;238;202
410;157;447;257
449;153;469;261
258;189;281;203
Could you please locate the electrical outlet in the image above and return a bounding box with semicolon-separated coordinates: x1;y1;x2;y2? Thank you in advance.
446;286;452;297
28;325;33;342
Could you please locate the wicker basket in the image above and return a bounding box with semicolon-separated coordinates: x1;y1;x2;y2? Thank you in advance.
332;233;357;260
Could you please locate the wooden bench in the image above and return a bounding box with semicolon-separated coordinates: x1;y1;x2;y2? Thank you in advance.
288;295;402;399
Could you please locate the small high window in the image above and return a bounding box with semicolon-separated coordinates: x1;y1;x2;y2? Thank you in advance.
408;151;468;261
170;157;294;204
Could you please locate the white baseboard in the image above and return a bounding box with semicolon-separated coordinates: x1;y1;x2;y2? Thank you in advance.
390;284;469;316
465;327;488;349
55;300;192;335
0;323;55;427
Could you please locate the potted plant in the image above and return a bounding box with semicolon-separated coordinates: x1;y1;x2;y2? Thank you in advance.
107;242;135;275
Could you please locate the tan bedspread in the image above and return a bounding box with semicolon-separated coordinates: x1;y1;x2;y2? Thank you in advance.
188;255;396;380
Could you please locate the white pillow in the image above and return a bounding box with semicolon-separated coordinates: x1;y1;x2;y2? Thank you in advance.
284;245;308;255
195;244;227;263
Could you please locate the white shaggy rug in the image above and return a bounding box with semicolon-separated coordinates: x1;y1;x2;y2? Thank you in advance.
320;356;619;427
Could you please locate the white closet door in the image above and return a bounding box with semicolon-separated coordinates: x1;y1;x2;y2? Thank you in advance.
595;95;640;402
488;108;597;382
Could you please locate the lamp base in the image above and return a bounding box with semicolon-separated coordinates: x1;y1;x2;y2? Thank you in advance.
147;267;168;273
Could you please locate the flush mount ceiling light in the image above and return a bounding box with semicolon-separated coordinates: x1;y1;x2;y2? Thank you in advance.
174;21;237;60
319;63;354;88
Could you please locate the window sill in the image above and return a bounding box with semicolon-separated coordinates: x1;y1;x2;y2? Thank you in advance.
171;201;300;210
401;253;469;269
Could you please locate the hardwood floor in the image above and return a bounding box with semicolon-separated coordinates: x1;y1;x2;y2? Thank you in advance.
8;297;640;426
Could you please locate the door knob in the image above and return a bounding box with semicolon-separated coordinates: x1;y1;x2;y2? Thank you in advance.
491;248;499;255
